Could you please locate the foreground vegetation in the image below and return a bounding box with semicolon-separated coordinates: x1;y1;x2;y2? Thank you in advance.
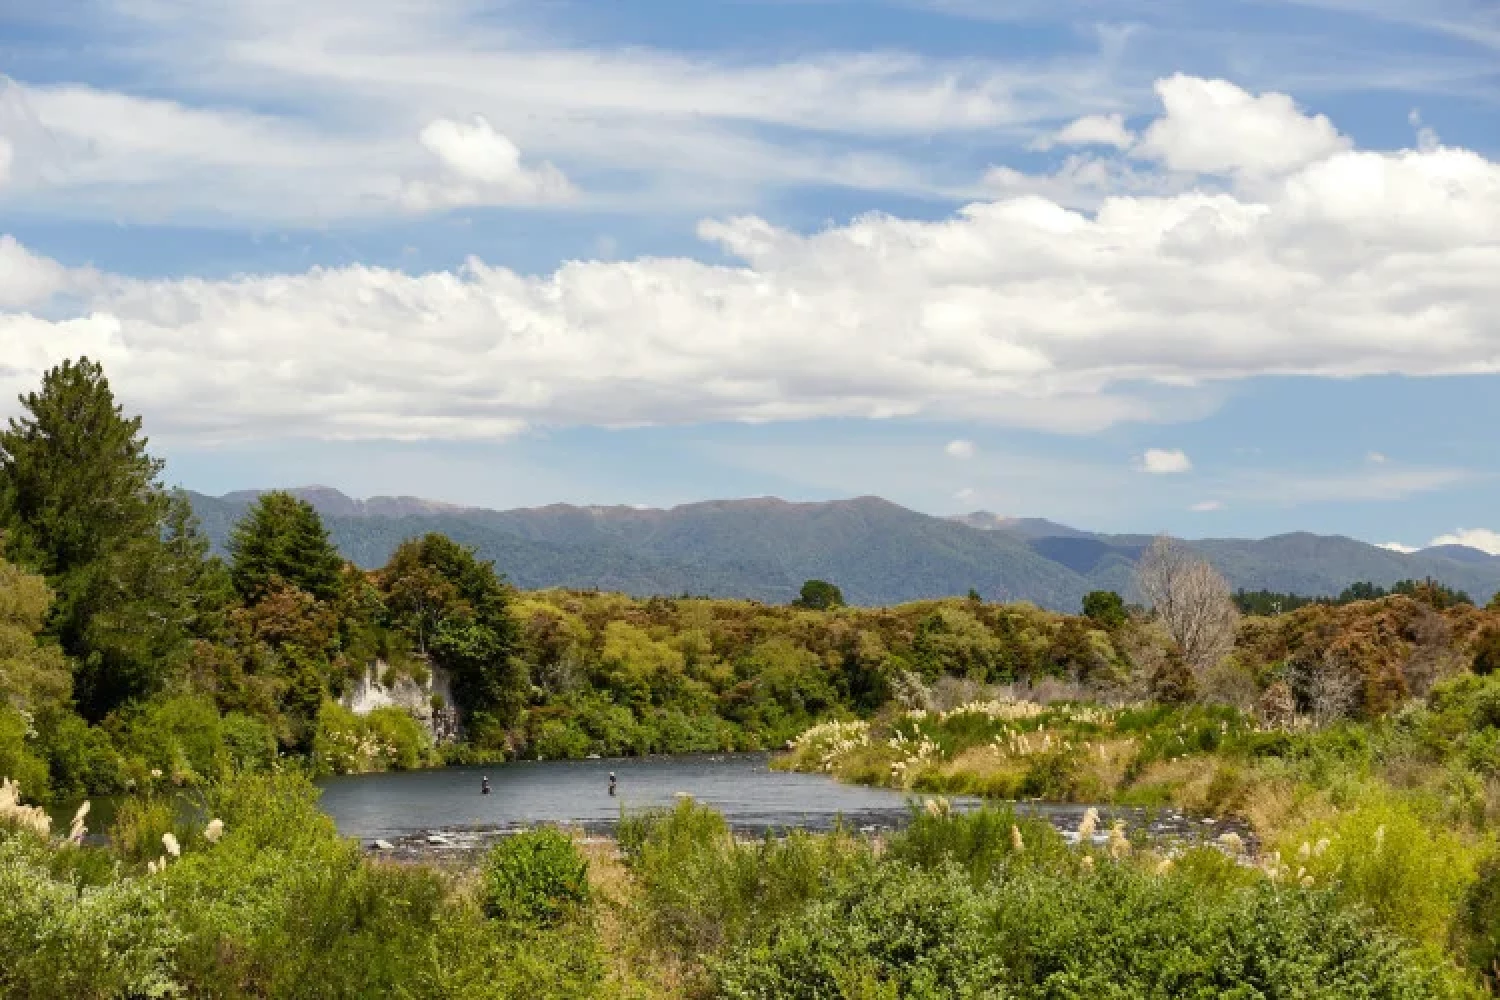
0;771;1484;998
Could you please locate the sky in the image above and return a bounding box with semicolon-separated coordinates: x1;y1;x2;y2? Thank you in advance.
1;0;1498;552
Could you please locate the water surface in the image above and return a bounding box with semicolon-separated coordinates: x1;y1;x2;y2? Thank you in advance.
315;753;1250;852
317;752;930;842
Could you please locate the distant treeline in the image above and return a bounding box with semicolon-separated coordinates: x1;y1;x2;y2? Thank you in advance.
1233;578;1475;616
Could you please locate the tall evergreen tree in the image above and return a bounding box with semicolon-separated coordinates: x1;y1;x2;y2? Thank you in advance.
228;492;346;604
0;358;217;718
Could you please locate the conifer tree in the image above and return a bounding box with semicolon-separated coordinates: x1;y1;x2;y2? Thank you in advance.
0;358;216;718
228;492;346;604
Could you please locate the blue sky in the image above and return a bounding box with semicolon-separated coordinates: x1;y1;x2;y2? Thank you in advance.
0;0;1497;551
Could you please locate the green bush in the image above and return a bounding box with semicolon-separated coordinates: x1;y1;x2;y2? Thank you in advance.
482;828;591;926
0;706;50;803
219;712;277;774
109;795;180;864
625;798;873;955
716;847;1471;999
0;834;180;998
886;804;1071;882
1459;851;1500;986
1284;793;1481;953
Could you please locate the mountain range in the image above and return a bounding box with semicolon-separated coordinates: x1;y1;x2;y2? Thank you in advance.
185;488;1500;612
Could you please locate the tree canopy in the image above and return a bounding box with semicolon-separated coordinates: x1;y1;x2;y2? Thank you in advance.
1081;590;1128;630
228;492;347;604
793;579;845;611
0;358;220;719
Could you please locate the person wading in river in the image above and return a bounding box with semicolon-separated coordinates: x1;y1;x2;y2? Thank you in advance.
481;776;490;795
608;772;617;796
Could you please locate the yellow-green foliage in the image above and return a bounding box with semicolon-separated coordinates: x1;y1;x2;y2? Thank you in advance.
314;701;433;774
0;558;71;712
1282;793;1487;954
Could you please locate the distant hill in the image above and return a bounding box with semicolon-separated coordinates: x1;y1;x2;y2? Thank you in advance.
185;489;1500;611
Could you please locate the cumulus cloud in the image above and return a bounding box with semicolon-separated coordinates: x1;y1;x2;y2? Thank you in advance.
1377;541;1419;553
0;236;69;308
400;117;575;211
1029;113;1134;152
0;74;1498;443
1428;528;1500;555
945;439;976;459
1142;449;1192;474
1366;451;1387;463
1133;75;1350;177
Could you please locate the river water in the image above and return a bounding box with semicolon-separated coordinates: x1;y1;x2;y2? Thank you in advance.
315;753;1251;854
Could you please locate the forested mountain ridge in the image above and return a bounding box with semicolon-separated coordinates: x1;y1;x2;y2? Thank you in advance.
187;488;1500;608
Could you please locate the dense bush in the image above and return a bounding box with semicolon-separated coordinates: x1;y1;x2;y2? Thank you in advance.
0;833;180;999
700;808;1473;1000
481;828;591;926
1459;851;1500;986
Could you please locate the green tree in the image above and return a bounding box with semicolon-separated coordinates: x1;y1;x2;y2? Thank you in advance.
0;358;217;718
381;534;523;738
1081;590;1128;630
228;492;346;604
792;579;845;611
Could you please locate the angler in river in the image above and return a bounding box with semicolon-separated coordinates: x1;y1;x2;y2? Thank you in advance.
481;776;490;795
608;772;617;796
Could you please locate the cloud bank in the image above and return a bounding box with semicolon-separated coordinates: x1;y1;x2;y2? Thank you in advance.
0;75;1497;444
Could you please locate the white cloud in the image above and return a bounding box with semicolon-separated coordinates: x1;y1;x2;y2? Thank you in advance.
1428;528;1500;555
1377;541;1419;553
0;74;1498;442
400;117;575;211
1366;451;1388;463
1190;500;1223;512
945;439;976;459
1030;113;1134;151
1142;449;1193;474
0;236;69;308
1133;74;1350;177
0;4;1122;222
954;487;977;501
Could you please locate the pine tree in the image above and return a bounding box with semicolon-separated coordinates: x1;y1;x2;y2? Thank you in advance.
0;358;215;718
228;492;346;604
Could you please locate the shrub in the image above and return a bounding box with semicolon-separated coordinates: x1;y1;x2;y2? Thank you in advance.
362;706;430;770
716;843;1470;1000
1459;851;1500;986
482;828;590;926
0;835;180;998
0;706;50;803
109;796;181;865
1284;794;1480;952
219;712;277;774
626;798;873;955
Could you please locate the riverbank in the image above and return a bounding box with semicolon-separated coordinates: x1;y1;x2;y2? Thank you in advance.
778;681;1500;985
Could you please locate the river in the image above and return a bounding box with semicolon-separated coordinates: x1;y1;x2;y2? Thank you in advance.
315;752;1251;855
